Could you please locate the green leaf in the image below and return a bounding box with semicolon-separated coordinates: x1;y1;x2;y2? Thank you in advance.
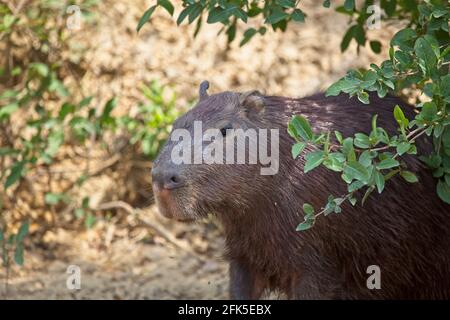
0;147;18;156
11;66;21;76
401;171;419;183
334;131;343;144
207;6;235;24
85;213;96;229
371;114;378;133
358;150;372;167
343;0;355;11
240;28;257;46
414;37;438;74
188;4;203;24
265;8;289;25
296;219;314;231
177;5;195;25
323;0;331;8
342;137;356;161
3;14;16;28
75;208;85;219
441;74;450;98
396;142;411;155
5;161;25;189
340;26;354;52
226;23;236;42
49;76;69;97
59;103;75;120
291;115;313;141
377;158;400;170
0;102;19;119
157;0;174;16
340;24;365;51
44;130;64;159
16;221;29;243
357;91;369;104
45;192;68;205
362;186;375;204
29;63;49;77
304;151;325;173
278;0;296;8
292;142;306;159
302;203;314;215
407;144;417;155
393;105;409;128
437;179;450;204
354;133;370;148
0;89;18;99
391;28;417;51
344;161;370;182
292;9;305;22
420;102;437;121
370;40;382;54
420;154;442;169
352;25;365;46
325;81;342;96
433;167;444;178
137;5;157;32
14;243;24;266
101;97;117;123
375;170;385;193
324;152;346;172
79;96;93;108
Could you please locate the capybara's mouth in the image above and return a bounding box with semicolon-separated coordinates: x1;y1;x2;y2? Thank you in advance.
152;183;194;221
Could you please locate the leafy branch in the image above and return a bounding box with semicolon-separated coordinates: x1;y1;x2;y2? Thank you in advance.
291;1;450;230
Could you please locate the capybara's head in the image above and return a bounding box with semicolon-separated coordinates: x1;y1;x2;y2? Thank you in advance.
152;81;279;221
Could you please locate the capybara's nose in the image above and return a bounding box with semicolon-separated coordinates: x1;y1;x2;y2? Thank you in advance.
152;166;184;190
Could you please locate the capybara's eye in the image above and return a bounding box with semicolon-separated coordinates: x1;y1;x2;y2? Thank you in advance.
220;124;232;137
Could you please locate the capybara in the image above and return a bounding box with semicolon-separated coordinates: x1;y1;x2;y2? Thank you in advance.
151;81;450;299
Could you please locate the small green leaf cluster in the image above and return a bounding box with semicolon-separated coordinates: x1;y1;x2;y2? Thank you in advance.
323;1;450;208
289;107;423;230
118;81;182;159
137;0;307;46
0;221;29;267
1;1;183;268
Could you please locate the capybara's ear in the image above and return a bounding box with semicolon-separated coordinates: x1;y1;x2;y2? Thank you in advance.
199;80;209;101
239;91;265;115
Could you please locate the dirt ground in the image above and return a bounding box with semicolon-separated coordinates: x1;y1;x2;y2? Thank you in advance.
3;0;398;299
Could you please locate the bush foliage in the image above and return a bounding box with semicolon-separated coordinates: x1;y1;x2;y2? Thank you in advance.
0;0;180;272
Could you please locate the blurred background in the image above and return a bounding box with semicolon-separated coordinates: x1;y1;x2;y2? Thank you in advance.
0;0;398;299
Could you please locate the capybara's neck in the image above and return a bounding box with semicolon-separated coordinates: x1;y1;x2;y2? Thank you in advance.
217;182;306;275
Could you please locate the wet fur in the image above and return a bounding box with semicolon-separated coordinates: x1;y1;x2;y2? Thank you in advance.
153;92;450;299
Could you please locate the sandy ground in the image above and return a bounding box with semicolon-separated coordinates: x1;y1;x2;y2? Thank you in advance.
2;0;398;299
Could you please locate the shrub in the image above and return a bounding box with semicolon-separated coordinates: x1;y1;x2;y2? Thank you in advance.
0;0;181;274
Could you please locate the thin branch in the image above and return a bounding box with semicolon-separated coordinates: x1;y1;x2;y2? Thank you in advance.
94;201;207;264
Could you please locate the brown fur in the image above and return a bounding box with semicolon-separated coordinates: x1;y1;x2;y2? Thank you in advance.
152;88;450;300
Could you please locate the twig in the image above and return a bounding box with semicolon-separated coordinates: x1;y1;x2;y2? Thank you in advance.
370;126;427;153
313;193;352;220
33;153;122;177
94;201;207;263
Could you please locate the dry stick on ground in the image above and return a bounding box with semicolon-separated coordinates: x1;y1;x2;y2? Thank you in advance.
94;200;207;264
33;152;122;177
